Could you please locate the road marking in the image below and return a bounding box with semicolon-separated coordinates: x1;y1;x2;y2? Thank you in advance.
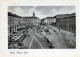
29;36;34;49
49;26;69;47
35;29;45;38
49;26;63;38
66;36;75;47
33;36;43;49
70;40;75;46
35;28;42;38
36;33;42;38
36;31;46;41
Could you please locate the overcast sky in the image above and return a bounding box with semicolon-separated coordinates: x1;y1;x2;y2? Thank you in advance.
8;6;75;19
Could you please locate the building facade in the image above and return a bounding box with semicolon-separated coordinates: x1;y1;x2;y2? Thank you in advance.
56;13;76;33
41;17;56;25
8;12;40;36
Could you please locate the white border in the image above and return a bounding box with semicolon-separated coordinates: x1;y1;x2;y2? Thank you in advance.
0;0;80;57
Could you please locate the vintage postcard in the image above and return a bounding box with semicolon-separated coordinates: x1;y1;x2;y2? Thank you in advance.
8;6;76;49
0;0;80;57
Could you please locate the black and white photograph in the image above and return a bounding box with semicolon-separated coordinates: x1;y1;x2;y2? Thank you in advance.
8;6;76;49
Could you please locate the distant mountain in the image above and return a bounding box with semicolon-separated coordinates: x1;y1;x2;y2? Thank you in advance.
8;12;22;18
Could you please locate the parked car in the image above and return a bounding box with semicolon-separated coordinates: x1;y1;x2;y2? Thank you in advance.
44;28;49;32
44;37;52;44
49;44;55;49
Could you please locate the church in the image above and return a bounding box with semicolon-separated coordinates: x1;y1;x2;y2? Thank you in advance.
22;11;40;25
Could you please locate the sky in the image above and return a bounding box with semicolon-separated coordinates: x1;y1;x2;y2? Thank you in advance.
8;6;75;19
